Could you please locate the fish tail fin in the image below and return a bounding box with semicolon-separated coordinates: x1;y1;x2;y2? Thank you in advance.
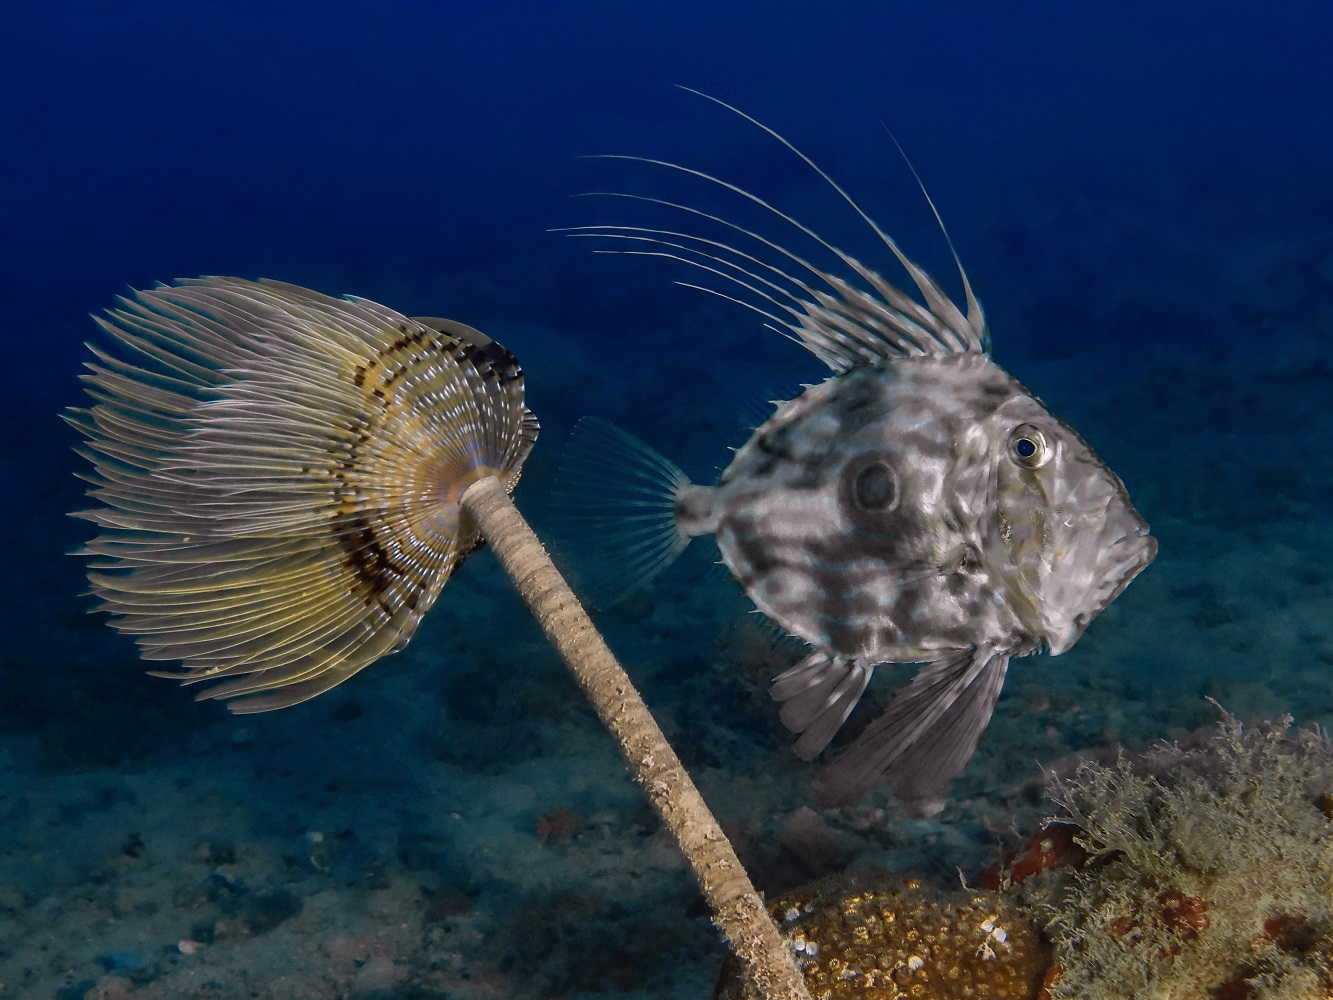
814;648;1009;816
550;417;696;608
770;651;875;760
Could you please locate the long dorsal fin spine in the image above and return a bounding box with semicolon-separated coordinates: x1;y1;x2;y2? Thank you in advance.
562;220;824;303
568;189;855;303
587;242;805;325
678;86;979;349
586;154;899;326
881;125;988;350
566;93;988;371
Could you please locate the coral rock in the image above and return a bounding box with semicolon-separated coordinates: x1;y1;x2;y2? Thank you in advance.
715;875;1050;999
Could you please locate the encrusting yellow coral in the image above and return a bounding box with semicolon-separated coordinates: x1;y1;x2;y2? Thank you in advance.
714;876;1051;1000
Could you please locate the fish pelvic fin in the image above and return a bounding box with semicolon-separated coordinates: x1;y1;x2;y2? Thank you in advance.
550;417;708;608
770;651;875;760
814;647;1010;816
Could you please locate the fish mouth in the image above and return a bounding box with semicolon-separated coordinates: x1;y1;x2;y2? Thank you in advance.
1044;618;1086;656
1041;526;1156;655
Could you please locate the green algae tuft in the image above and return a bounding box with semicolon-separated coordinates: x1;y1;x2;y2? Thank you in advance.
1023;706;1333;1000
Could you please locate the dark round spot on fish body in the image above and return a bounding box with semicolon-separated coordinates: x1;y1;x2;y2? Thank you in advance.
852;463;897;511
834;457;922;554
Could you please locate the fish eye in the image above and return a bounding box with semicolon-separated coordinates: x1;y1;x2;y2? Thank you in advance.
1007;424;1050;470
851;461;898;512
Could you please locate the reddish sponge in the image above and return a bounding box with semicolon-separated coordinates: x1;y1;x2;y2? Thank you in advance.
981;822;1090;891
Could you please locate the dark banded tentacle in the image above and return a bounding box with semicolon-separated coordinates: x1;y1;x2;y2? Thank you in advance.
67;277;537;712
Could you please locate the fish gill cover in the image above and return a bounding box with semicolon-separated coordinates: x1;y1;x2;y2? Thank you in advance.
2;2;1332;999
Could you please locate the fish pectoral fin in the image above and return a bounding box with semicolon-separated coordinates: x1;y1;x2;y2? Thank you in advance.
814;647;1010;814
548;416;699;609
770;651;875;761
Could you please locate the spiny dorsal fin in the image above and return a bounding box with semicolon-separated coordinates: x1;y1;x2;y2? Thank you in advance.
564;91;987;374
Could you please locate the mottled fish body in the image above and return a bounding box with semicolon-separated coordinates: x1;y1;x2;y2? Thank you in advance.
703;353;1150;662
558;94;1155;813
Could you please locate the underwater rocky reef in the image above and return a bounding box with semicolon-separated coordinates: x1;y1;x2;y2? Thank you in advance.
5;347;1330;999
5;7;1333;996
716;709;1333;1000
1028;710;1333;1000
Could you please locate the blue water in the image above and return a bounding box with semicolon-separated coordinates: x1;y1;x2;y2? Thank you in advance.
3;3;1331;998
